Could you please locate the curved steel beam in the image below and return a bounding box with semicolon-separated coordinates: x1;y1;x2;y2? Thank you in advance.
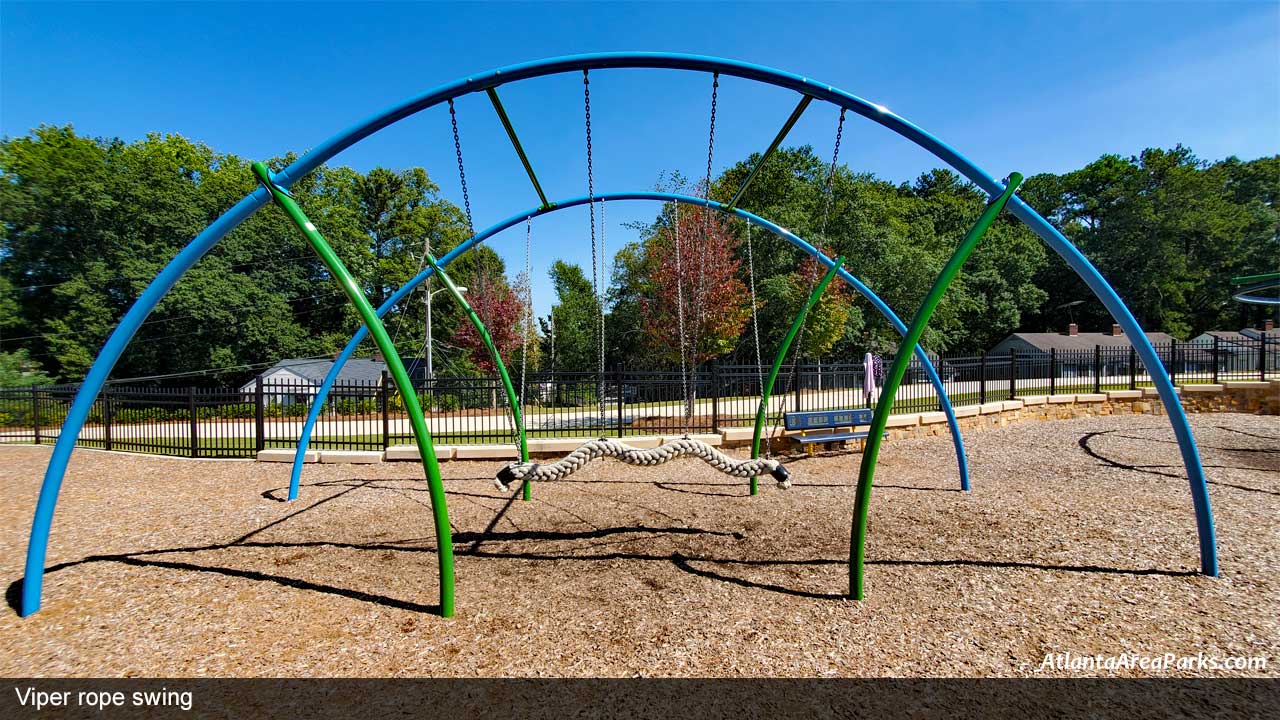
21;52;1214;619
1231;273;1280;306
852;174;1023;600
288;193;971;503
251;161;456;617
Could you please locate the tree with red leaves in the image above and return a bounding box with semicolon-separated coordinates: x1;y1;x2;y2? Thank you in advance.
642;206;750;366
451;264;531;373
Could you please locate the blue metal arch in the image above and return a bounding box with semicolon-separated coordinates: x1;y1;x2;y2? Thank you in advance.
20;52;1216;618
286;192;973;501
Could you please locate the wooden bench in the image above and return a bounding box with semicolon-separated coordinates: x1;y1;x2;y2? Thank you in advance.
783;409;882;453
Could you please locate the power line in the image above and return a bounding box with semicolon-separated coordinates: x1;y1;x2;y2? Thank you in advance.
104;354;341;383
1;290;351;343
9;297;358;365
9;252;328;293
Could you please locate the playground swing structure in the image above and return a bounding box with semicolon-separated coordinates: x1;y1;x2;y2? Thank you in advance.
18;54;1219;622
498;78;855;494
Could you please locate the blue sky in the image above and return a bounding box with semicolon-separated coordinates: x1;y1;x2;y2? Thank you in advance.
2;1;1277;317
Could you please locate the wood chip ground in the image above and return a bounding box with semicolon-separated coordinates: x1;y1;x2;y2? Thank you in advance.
0;414;1276;677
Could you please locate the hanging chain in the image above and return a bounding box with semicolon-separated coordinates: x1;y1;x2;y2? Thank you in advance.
690;73;719;398
818;108;845;241
746;219;764;402
520;216;532;414
768;109;848;443
584;70;604;423
598;198;608;423
697;75;719;296
672;204;691;431
448;98;474;233
704;74;718;202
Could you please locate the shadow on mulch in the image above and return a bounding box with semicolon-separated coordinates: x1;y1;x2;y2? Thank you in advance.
7;475;1197;618
1078;429;1280;496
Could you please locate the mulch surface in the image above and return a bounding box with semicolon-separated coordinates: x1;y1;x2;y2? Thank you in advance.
0;414;1276;677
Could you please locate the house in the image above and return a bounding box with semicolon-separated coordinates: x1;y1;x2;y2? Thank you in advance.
1190;320;1278;373
987;323;1181;377
240;357;388;405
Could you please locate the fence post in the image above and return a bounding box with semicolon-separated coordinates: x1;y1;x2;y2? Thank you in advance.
978;352;987;405
254;376;265;453
1256;336;1265;380
1009;349;1017;400
710;361;719;432
1092;345;1100;394
381;371;391;450
615;366;625;438
188;385;199;459
794;362;802;412
1211;335;1219;384
1049;348;1056;395
1129;346;1137;390
31;385;40;445
103;386;113;453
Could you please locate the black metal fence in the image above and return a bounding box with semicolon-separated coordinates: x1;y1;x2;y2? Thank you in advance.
2;338;1274;458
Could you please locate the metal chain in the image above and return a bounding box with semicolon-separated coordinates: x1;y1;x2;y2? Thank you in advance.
704;73;718;202
768;109;848;443
448;98;474;233
584;70;604;422
746;219;763;390
673;204;691;431
520;216;531;414
692;74;719;396
598;198;608;416
819;108;845;241
745;218;767;453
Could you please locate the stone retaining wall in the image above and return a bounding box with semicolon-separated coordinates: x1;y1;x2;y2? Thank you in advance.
755;380;1279;451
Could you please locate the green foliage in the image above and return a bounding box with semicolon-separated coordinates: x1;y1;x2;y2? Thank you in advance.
1;121;1272;391
0;349;53;387
540;260;601;372
1022;147;1279;337
0;126;471;385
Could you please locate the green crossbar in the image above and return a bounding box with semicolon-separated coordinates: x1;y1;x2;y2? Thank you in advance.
486;88;552;210
725;95;814;211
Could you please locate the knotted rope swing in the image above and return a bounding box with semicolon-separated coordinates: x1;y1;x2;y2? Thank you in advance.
495;436;791;491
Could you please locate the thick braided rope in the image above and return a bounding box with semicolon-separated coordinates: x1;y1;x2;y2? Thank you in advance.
496;437;788;490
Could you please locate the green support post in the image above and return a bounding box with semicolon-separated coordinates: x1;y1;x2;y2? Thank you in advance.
251;161;456;617
424;253;531;499
849;174;1023;600
749;257;845;495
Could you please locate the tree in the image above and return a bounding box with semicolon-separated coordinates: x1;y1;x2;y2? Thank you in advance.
642;206;750;366
0;350;53;387
707;146;1048;356
540;261;600;373
450;260;529;373
1022;147;1278;337
0;126;470;384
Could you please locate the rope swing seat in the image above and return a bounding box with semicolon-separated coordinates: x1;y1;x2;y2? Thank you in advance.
495;436;792;491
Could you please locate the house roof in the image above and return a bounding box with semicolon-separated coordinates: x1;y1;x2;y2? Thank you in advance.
257;358;387;385
1002;331;1177;353
1202;329;1279;346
